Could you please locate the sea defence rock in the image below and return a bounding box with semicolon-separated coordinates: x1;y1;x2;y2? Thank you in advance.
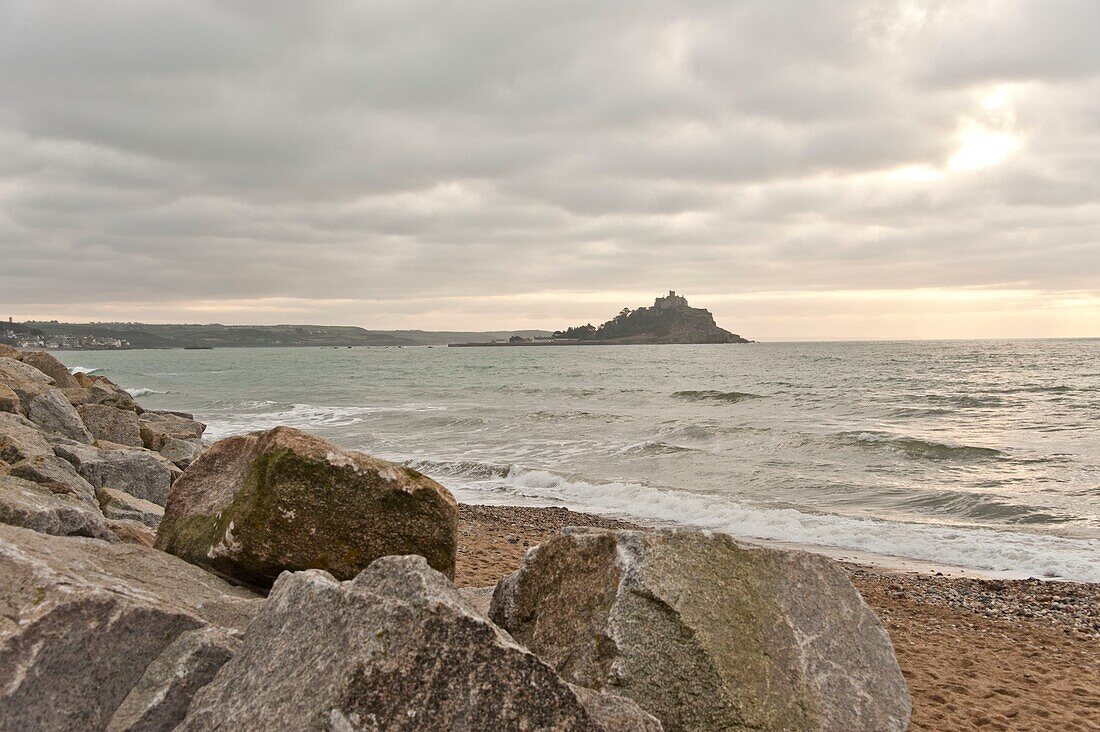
18;350;79;389
53;440;181;505
0;412;54;463
0;344;20;359
179;555;661;731
156;426;459;589
28;388;94;444
140;410;205;449
107;518;158;547
10;454;98;506
87;376;142;412
0;384;18;413
0;356;53;411
157;436;204;468
0;524;258;730
107;627;241;732
97;486;164;528
79;403;143;447
0;474;113;540
491;528;911;732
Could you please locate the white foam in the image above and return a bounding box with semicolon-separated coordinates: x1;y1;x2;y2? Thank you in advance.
443;467;1100;583
125;387;168;397
202;402;445;440
68;366;102;375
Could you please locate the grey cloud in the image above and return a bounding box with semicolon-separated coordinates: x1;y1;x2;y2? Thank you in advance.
0;0;1098;327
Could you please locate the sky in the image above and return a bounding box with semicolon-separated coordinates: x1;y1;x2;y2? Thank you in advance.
1;1;1098;340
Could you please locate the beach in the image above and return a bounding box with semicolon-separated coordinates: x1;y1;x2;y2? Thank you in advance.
457;504;1100;732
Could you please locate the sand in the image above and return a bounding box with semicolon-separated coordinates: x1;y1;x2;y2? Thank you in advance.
456;504;1100;732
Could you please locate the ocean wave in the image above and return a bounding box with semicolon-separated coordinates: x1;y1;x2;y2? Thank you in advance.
671;390;763;403
836;431;1004;461
618;441;700;456
125;387;168;397
68;366;103;375
202;402;445;439
405;458;512;480
439;466;1100;582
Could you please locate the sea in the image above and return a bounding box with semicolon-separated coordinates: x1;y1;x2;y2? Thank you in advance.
56;339;1100;582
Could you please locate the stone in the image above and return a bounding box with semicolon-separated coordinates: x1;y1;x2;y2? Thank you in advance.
73;371;95;387
0;344;20;359
27;388;94;443
79;403;143;447
107;518;158;547
53;441;180;505
18;350;80;389
0;356;53;411
179;555;660;731
0;524;258;730
157;436;203;468
87;376;142;412
0;384;18;413
10;453;98;506
139;411;206;450
60;386;94;407
0;411;53;463
156;426;458;589
107;627;241;732
0;473;114;540
572;685;666;732
491;528;911;732
97;486;164;528
0;459;8;474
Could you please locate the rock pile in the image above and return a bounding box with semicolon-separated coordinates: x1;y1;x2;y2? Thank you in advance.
0;347;910;731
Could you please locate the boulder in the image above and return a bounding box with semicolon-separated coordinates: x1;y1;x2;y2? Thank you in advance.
0;356;53;411
0;459;8;475
491;528;911;732
0;344;20;359
157;436;204;468
0;412;53;463
18;350;79;389
53;441;180;505
107;518;158;547
0;384;18;413
139;411;206;450
0;524;258;729
61;386;94;407
97;486;164;528
179;555;661;731
79;403;143;447
0;473;113;540
74;371;95;387
10;453;98;506
156;426;458;589
107;627;241;732
28;388;94;443
87;377;142;412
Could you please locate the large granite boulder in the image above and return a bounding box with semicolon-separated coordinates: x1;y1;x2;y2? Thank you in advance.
491;528;911;732
139;411;205;449
86;377;142;413
107;518;158;547
10;453;98;506
0;412;53;463
180;555;661;731
0;344;20;359
0;384;18;413
18;351;79;389
28;388;94;443
53;440;181;505
0;474;113;540
0;356;53;411
156;426;458;589
107;627;240;732
0;524;258;730
79;403;143;447
97;486;164;528
157;436;204;468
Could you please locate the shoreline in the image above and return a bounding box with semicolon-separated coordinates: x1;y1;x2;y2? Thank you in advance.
456;503;1100;732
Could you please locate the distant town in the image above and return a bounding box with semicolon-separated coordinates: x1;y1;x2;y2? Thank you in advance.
2;318;129;350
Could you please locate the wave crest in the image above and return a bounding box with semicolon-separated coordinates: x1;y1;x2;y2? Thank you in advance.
672;390;762;403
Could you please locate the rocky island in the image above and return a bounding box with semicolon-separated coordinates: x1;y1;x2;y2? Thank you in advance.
451;291;749;346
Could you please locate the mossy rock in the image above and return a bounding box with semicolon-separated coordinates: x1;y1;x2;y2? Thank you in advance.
155;427;458;590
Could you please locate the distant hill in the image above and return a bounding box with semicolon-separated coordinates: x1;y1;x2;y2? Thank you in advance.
11;322;552;350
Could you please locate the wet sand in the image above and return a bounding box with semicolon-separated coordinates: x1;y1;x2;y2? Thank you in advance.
456;504;1100;732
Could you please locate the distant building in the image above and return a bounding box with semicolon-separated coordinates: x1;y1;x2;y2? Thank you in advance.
654;290;689;310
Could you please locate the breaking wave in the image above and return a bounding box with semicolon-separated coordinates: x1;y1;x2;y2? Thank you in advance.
835;431;1005;461
417;460;1100;582
125;387;168;397
68;366;103;375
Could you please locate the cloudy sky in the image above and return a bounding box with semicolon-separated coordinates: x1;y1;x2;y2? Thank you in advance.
2;1;1098;339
